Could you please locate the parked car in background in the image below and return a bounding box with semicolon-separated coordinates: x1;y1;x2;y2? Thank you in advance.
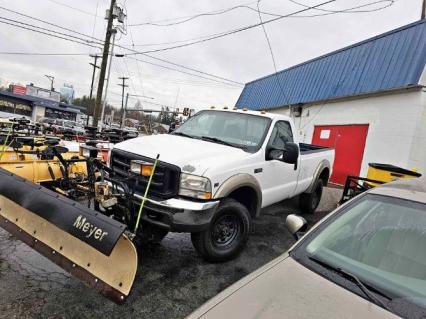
122;126;138;139
187;177;426;319
39;118;85;137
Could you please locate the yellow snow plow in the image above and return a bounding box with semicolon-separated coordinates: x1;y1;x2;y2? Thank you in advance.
0;167;138;303
0;119;138;303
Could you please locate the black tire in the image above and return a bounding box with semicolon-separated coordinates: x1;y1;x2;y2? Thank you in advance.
191;198;251;262
299;179;323;214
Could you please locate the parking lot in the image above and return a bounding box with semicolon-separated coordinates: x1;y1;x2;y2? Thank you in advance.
0;187;341;319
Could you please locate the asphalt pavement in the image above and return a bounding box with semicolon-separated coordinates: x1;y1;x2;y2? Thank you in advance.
0;187;341;319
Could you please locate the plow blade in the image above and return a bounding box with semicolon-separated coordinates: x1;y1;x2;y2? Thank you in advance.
0;168;137;304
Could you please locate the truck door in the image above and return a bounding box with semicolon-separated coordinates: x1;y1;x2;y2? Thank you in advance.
261;120;299;207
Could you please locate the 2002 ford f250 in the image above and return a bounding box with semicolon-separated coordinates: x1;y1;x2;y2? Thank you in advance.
0;108;334;302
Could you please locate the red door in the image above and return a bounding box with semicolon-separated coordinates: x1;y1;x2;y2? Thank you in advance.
312;125;369;185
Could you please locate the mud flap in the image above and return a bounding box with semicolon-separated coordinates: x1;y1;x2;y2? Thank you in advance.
0;168;137;304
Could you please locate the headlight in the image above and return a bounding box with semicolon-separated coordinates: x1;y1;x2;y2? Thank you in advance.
130;160;154;177
179;173;212;200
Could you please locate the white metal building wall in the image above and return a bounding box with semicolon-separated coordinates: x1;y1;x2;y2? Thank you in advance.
272;89;426;176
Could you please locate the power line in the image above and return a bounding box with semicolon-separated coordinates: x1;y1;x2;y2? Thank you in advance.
129;3;258;27
125;0;396;54
44;0;99;17
0;52;90;56
0;5;243;86
124;0;338;55
287;0;396;14
0;5;104;43
122;0;395;49
0;18;103;50
255;0;289;102
125;56;242;87
0;16;104;48
129;1;255;26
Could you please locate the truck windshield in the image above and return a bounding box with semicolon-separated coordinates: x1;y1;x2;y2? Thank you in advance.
173;110;271;152
293;194;426;318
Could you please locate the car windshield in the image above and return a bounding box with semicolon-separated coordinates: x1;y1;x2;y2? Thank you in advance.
173;110;271;152
296;194;426;317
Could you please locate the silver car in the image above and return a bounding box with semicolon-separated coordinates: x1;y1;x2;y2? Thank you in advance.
187;177;426;319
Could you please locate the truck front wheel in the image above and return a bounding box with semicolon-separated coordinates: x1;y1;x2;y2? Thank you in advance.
191;198;251;262
299;179;323;214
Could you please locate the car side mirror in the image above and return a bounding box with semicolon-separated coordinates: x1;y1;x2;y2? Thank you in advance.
286;214;307;240
267;148;284;161
282;142;299;165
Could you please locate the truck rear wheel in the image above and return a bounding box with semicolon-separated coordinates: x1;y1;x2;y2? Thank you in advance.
191;198;251;262
299;179;323;214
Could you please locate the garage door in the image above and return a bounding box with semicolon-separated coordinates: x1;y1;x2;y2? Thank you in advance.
312;125;369;185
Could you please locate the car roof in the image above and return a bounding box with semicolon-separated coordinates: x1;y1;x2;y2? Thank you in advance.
370;176;426;204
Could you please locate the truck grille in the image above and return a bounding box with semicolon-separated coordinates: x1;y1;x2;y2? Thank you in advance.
110;149;180;199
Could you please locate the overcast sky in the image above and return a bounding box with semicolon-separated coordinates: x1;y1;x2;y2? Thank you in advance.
0;0;422;111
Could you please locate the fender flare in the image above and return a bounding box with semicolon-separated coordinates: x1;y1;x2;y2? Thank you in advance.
214;174;262;217
305;159;331;193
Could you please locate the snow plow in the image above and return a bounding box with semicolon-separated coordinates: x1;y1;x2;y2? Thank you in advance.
0;167;138;303
0;119;138;303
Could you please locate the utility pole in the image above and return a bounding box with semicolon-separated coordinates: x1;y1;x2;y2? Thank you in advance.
45;75;54;91
99;30;118;127
118;77;129;127
121;92;129;128
87;54;101;125
422;0;426;19
92;0;116;128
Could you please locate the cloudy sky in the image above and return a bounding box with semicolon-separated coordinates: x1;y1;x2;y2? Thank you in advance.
0;0;422;111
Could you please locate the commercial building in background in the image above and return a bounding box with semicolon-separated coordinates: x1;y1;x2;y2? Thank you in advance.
236;19;426;184
0;90;84;122
26;84;60;102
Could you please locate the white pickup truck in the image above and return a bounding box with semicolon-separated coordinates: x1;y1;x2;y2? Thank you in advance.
109;108;335;261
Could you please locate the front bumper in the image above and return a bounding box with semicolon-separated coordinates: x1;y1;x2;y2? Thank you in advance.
131;193;219;233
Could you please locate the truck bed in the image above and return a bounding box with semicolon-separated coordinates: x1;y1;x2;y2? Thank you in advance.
299;143;333;154
292;143;335;196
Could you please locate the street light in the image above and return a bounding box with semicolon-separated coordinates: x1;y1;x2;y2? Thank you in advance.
45;75;54;91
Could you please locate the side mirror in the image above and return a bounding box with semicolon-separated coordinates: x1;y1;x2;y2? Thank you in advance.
282;142;299;165
286;214;308;240
267;148;284;161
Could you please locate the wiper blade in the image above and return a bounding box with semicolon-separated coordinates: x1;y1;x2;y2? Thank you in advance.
201;136;237;148
172;132;195;139
308;254;391;310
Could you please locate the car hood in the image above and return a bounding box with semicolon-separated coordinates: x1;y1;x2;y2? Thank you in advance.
187;255;398;319
113;134;248;176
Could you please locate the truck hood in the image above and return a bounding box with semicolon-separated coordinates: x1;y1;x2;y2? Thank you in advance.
113;134;248;176
187;255;398;319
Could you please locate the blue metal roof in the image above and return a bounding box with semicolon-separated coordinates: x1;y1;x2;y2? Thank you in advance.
236;19;426;110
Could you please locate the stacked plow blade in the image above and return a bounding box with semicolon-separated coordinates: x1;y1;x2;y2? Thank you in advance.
0;168;137;304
